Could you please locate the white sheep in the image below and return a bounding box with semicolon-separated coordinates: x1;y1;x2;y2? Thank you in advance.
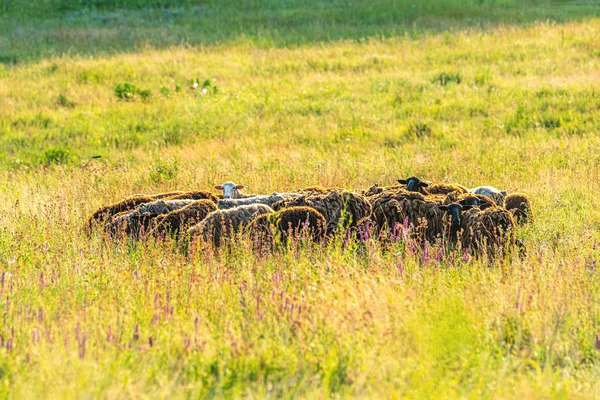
216;192;296;210
214;181;244;199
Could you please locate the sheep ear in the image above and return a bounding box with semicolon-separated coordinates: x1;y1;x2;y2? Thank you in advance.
236;185;244;189
438;205;448;211
214;185;223;190
462;205;474;210
397;179;408;184
421;182;429;187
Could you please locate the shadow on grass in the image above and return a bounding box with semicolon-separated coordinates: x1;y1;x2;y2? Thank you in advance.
0;0;599;64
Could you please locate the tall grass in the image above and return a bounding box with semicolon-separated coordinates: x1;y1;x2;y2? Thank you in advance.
1;0;600;397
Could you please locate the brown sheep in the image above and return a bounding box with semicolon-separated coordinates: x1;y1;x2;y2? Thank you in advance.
361;184;404;199
130;190;218;202
439;203;516;258
106;199;197;239
128;191;186;199
187;204;273;248
247;206;327;252
297;186;336;194
460;206;516;259
147;200;217;240
90;191;217;229
87;195;155;230
397;176;468;196
272;190;371;235
163;191;219;202
504;193;534;225
369;190;444;243
443;192;496;209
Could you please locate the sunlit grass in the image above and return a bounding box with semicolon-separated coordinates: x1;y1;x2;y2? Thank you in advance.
1;1;600;397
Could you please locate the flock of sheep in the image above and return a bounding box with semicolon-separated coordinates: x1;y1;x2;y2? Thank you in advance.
88;177;533;258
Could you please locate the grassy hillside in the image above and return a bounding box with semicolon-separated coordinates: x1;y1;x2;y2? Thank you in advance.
1;1;600;398
1;0;599;63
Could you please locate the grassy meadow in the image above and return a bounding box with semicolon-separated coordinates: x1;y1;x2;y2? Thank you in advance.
1;0;600;397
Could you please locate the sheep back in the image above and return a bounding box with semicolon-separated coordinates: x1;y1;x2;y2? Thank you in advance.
462;207;516;258
370;191;442;242
426;183;469;196
216;193;293;210
248;206;327;252
148;200;217;239
272;190;370;234
88;195;155;230
106;199;196;238
188;204;273;247
504;193;534;225
444;193;497;209
163;191;219;202
362;184;403;198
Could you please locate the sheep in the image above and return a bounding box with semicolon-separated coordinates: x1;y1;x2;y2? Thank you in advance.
469;186;507;207
147;200;217;240
397;176;468;196
369;190;444;243
93;190;216;230
187;204;273;247
107;199;197;238
296;186;342;195
87;195;156;230
162;191;219;202
127;190;218;202
272;190;371;235
439;202;516;258
361;183;404;199
437;202;475;242
247;206;327;252
465;206;516;258
443;192;496;209
504;193;534;225
216;192;295;210
214;181;244;199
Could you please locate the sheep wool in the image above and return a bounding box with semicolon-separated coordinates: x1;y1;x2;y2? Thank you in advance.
216;192;293;210
247;206;327;252
163;191;219;202
398;176;468;196
460;206;516;258
148;200;217;239
504;193;534;225
107;199;197;238
469;186;507;207
127;191;185;200
272;190;371;234
88;195;155;230
187;204;273;247
370;191;443;242
361;184;405;199
443;193;497;209
425;183;469;196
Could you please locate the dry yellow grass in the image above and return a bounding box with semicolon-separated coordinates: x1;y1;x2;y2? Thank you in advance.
1;4;600;397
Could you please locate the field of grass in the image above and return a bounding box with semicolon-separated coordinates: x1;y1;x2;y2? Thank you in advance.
1;0;600;397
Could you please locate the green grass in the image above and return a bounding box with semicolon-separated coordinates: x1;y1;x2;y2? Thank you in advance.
1;0;599;63
1;0;600;397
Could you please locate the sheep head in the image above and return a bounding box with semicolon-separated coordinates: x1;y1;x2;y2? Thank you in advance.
215;181;244;199
458;195;494;210
438;202;473;233
398;176;428;192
